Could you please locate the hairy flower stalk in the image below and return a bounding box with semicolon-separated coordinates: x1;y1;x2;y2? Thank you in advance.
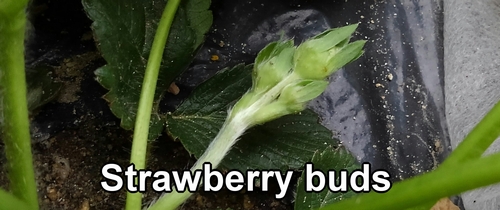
148;24;365;210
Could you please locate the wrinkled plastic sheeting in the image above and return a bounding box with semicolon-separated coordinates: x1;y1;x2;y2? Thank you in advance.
182;0;450;180
444;0;500;209
310;0;448;181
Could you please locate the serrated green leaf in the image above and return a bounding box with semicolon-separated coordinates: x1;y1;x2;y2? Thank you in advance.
166;63;342;171
82;0;212;140
294;146;360;210
185;0;213;47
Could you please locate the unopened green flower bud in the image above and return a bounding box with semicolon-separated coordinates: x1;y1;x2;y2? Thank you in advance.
249;79;328;125
293;24;365;80
252;39;295;93
279;79;329;107
250;100;298;126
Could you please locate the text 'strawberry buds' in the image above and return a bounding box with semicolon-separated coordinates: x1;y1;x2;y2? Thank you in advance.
292;24;365;80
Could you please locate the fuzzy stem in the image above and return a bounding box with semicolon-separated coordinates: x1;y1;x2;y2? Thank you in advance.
0;1;39;209
191;116;248;171
126;0;181;209
149;115;248;210
149;72;299;210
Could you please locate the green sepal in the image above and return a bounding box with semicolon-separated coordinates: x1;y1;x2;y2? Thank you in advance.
279;79;329;104
292;24;364;80
306;24;358;52
327;40;366;72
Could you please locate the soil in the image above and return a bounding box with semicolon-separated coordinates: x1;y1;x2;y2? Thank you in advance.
0;0;292;209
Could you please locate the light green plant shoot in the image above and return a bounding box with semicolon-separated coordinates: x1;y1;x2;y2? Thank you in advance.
0;0;39;209
148;24;366;210
126;0;181;209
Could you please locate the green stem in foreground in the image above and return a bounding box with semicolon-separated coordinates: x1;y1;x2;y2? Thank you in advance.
441;100;500;167
0;1;39;209
126;0;181;209
321;151;500;210
0;188;32;210
411;100;500;209
320;100;500;210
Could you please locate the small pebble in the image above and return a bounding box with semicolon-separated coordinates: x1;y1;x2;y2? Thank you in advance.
80;199;90;210
47;187;59;201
